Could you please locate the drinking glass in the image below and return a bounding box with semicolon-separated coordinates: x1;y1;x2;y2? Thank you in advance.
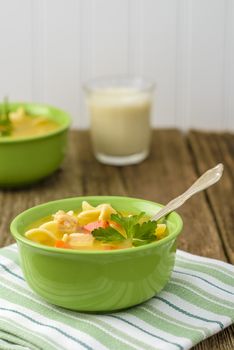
84;77;155;166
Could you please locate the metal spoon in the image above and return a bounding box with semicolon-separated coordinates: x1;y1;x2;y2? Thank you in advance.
151;163;224;222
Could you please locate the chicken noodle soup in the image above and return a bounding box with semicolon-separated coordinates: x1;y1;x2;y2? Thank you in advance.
25;201;168;251
0;106;59;138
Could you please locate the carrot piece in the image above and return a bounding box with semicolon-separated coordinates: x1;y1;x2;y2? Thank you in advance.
84;220;109;232
55;240;71;249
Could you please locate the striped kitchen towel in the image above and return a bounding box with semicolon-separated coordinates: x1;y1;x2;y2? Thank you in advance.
0;244;233;350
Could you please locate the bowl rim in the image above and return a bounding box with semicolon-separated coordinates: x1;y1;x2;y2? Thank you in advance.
0;102;71;144
10;196;183;255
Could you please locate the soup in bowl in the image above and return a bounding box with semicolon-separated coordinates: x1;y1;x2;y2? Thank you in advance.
0;102;70;187
10;196;183;312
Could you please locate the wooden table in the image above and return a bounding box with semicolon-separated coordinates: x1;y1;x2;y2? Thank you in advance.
0;130;233;350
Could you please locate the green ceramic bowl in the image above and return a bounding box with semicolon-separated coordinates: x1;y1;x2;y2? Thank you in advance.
0;102;71;187
10;196;183;312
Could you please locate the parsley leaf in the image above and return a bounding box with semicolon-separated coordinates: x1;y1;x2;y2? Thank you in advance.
132;221;157;246
92;211;158;247
92;226;125;243
0;97;12;136
110;212;145;239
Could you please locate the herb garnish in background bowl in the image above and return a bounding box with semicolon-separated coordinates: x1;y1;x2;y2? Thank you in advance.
0;97;12;136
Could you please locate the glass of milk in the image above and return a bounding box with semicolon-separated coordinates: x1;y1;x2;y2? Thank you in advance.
84;77;155;166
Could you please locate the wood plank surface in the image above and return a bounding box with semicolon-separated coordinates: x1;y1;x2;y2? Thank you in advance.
188;131;234;264
119;130;226;261
0;130;233;350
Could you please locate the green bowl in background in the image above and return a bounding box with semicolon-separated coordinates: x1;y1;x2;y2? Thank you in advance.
0;102;71;187
10;196;183;312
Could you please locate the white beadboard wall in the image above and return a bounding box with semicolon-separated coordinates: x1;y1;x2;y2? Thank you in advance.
0;0;233;130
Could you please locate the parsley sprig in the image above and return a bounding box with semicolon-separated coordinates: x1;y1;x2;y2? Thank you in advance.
0;97;12;136
92;212;157;247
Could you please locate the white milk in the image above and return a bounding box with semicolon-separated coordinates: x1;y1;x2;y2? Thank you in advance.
87;88;153;164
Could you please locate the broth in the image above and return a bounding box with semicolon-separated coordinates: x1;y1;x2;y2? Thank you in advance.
0;107;59;138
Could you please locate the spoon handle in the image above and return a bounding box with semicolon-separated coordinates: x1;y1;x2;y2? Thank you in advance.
151;163;224;222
